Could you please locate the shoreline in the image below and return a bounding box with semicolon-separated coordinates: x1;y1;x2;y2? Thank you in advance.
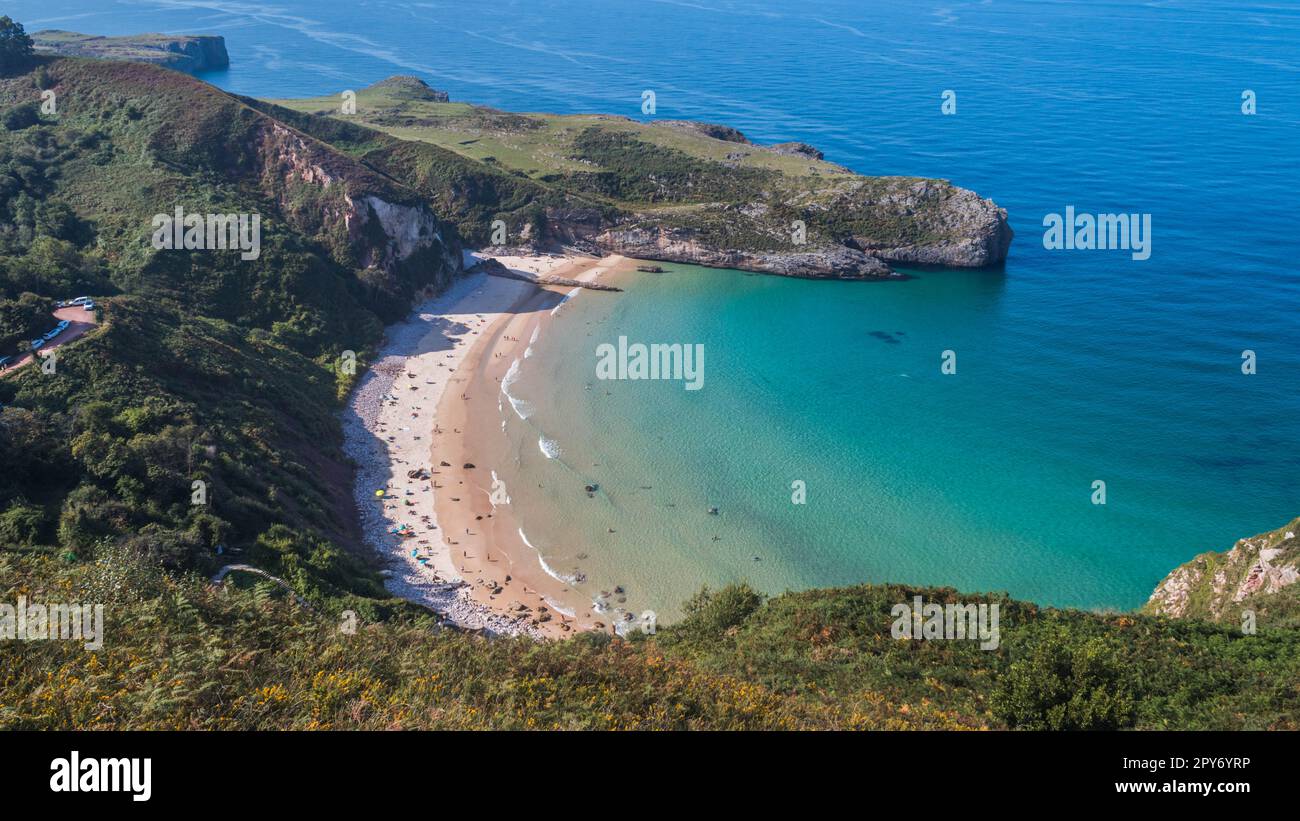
342;252;632;637
432;253;637;636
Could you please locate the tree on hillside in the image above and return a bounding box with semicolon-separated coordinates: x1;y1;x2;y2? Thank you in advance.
0;18;35;75
0;292;55;350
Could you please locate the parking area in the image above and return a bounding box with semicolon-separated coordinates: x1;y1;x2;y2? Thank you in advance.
0;303;99;378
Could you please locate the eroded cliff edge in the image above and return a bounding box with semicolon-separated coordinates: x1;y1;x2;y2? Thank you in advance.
1145;517;1300;628
33;31;230;74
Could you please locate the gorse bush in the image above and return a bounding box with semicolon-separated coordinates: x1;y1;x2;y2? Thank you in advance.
991;625;1137;730
679;583;765;636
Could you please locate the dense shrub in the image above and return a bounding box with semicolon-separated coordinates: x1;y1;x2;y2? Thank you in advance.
992;626;1137;730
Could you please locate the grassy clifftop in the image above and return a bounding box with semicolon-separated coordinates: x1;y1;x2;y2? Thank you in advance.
265;77;1012;277
3;551;1296;730
32;30;229;73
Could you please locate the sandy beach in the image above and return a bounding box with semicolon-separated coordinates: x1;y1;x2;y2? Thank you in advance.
342;252;633;637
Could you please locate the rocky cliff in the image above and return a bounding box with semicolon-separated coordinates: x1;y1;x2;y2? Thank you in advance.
253;119;462;298
1145;517;1300;627
268;77;1013;281
32;31;230;73
522;179;1009;279
590;223;895;278
585;178;1011;279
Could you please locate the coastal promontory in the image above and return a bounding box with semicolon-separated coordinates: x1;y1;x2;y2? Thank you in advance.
265;77;1013;280
32;30;230;73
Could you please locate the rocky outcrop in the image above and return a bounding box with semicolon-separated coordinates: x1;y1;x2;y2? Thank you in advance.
33;31;229;73
158;36;229;72
767;141;824;160
592;225;894;279
366;75;450;102
349;194;458;276
524;184;1007;279
844;180;1012;268
653;120;750;143
254;120;461;293
1145;517;1300;622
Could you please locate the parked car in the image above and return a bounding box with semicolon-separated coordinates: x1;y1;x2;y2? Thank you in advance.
43;329;60;341
0;355;10;370
30;339;44;350
68;296;94;307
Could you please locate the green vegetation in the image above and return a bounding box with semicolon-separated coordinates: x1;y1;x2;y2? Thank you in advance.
0;56;457;616
0;291;54;350
0;45;1293;731
264;77;983;259
3;551;1297;729
0;17;35;76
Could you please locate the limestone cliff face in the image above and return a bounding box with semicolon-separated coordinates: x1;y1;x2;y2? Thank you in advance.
531;177;1009;279
348;194;459;277
255;121;462;298
158;36;230;72
843;180;1013;268
591;224;894;278
33;31;230;73
1144;517;1300;623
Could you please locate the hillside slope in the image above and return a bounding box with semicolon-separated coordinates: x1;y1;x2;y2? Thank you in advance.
3;552;1296;730
0;57;461;609
264;77;1012;279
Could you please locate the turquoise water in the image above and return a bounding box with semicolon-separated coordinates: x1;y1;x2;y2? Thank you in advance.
507;261;1296;618
16;0;1300;614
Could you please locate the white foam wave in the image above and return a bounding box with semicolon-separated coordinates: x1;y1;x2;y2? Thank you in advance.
538;436;561;459
520;528;579;586
543;597;577;618
549;287;582;316
500;358;533;419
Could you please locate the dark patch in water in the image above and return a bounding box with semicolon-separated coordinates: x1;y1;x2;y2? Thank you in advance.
869;330;902;344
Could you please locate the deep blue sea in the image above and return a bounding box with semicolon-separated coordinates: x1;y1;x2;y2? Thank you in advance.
15;0;1300;615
